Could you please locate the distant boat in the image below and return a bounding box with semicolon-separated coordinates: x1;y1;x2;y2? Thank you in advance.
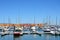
1;31;9;36
57;27;60;32
14;27;23;36
31;26;36;32
58;28;60;31
50;26;56;34
14;30;23;36
1;27;9;36
43;26;50;32
50;30;55;34
0;27;3;32
55;26;60;35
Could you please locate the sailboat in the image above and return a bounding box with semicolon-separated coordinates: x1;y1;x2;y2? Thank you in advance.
50;17;59;35
14;17;23;36
43;16;51;32
31;17;37;32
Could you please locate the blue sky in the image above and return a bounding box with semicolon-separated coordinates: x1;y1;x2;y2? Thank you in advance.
0;0;60;24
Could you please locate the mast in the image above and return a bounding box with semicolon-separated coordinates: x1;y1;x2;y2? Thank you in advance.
48;16;50;25
44;16;48;27
59;19;60;26
17;16;20;24
34;16;35;24
8;17;11;27
56;17;57;25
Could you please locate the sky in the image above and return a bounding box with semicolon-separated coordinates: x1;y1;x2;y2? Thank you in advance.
0;0;60;24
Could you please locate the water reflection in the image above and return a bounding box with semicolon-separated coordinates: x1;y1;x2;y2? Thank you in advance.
0;35;13;40
14;34;41;40
14;35;22;40
0;34;60;40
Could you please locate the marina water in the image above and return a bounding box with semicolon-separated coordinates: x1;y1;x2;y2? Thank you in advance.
0;34;60;40
0;25;60;40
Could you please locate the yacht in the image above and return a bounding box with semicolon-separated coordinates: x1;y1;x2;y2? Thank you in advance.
50;26;56;34
43;26;51;32
31;26;36;32
14;27;23;36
